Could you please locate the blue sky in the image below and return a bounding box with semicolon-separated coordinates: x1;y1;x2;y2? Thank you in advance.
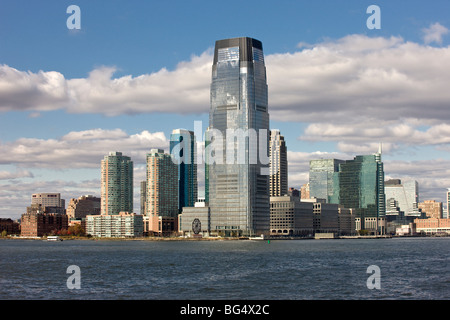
1;0;450;219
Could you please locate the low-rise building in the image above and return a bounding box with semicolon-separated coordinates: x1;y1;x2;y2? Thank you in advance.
21;204;68;237
86;212;143;238
270;195;313;237
414;218;450;235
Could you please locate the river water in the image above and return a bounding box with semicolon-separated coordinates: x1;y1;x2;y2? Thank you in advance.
0;237;448;300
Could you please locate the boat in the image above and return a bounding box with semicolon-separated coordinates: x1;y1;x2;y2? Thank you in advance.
47;236;63;241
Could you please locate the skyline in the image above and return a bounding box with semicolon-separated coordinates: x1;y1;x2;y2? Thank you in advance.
1;1;450;219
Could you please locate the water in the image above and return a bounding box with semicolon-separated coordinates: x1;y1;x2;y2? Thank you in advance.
0;237;448;300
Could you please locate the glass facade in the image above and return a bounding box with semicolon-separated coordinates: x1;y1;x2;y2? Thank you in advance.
170;129;198;212
330;152;385;231
385;179;420;216
207;37;270;237
101;152;133;215
309;159;344;202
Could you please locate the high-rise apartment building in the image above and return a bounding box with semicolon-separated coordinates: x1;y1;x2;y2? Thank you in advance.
309;159;344;202
269;129;288;196
101;152;133;215
170;129;198;211
329;147;386;233
146;149;178;218
206;37;270;237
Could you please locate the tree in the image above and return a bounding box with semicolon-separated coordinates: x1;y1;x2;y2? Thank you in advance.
68;224;85;237
1;230;7;237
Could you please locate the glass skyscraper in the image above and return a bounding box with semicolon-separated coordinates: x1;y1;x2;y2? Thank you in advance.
309;159;344;202
101;152;133;215
206;37;270;237
170;129;198;211
329;148;386;233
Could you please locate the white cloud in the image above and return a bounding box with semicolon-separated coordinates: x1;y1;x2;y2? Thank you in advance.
0;169;34;180
422;22;449;45
1;34;449;126
0;129;168;169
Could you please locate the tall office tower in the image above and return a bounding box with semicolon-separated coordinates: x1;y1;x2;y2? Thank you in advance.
207;37;270;237
146;149;178;218
101;152;133;215
269;129;288;196
31;193;65;210
330;147;386;233
170;129;198;211
140;180;147;215
384;179;420;216
309;159;344;202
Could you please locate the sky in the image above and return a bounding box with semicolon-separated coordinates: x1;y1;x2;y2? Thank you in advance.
1;0;450;219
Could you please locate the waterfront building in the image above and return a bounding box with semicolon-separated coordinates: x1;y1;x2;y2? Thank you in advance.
21;204;68;237
101;152;133;215
31;193;65;211
338;206;357;236
329;147;386;233
418;200;443;219
66;195;100;219
414;218;450;235
0;218;20;235
86;212;143;238
170;129;198;211
178;201;211;237
270;196;313;237
309;159;344;202
206;37;270;237
302;198;340;235
269;130;288;196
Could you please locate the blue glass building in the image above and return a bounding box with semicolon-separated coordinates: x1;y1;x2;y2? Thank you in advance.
206;37;270;237
170;129;198;212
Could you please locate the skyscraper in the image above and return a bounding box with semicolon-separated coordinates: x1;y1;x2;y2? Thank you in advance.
309;159;344;202
101;152;133;215
447;188;450;219
330;148;385;233
269;129;288;197
206;37;270;237
146;149;178;218
384;179;420;216
170;129;198;211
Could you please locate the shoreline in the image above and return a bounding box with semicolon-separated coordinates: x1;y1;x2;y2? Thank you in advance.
2;234;448;242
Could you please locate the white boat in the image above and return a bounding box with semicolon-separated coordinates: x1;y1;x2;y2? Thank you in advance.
47;236;63;241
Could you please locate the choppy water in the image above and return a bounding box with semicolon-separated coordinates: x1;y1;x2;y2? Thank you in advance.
0;237;448;300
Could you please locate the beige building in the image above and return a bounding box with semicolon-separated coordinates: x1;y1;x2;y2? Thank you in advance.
270;195;313;237
31;193;65;210
66;195;100;219
414;218;450;235
300;183;310;200
418;200;443;219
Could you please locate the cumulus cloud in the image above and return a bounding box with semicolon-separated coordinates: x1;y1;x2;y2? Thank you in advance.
0;169;34;180
0;128;168;169
422;22;449;45
1;34;449;126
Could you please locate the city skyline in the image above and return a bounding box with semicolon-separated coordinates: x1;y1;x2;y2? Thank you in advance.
1;1;450;219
